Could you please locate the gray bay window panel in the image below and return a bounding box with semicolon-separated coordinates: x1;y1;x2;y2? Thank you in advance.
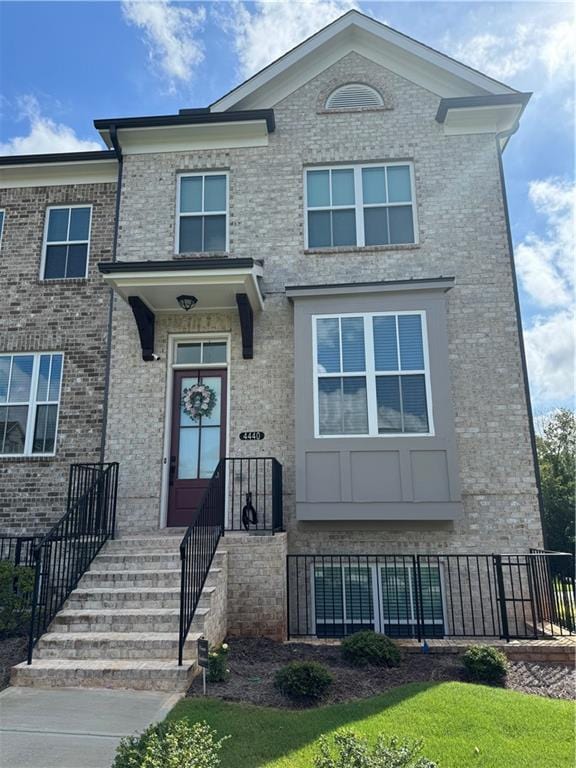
292;288;462;521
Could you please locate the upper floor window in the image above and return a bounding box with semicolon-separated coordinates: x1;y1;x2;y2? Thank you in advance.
313;312;432;437
325;83;384;110
42;206;91;279
0;352;63;456
305;163;416;249
177;173;228;253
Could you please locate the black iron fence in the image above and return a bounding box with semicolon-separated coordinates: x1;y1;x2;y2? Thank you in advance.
223;457;283;533
27;462;119;663
287;552;576;641
0;536;42;568
530;549;575;634
179;460;225;665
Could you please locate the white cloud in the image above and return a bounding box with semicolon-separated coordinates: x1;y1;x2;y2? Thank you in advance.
0;96;102;155
525;310;575;406
448;20;575;84
516;179;575;309
121;0;206;87
516;177;576;407
225;1;359;79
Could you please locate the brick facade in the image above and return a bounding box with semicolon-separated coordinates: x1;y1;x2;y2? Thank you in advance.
105;52;541;554
0;182;116;533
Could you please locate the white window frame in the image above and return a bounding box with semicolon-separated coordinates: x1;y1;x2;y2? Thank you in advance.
40;204;92;280
0;352;64;457
312;310;434;438
0;209;5;251
304;161;418;249
175;172;229;254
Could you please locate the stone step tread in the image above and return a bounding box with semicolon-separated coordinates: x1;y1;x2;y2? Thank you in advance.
57;608;182;618
86;568;181;576
13;659;195;672
39;631;200;643
71;587;185;596
96;552;181;559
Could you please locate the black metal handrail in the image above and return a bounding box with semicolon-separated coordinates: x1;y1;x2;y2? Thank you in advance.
287;552;576;641
0;536;43;568
27;462;119;663
178;460;225;665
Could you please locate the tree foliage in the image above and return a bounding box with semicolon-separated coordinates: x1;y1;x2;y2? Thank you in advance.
536;409;575;556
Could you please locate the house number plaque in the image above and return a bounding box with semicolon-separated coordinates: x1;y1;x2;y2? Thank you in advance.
239;431;265;441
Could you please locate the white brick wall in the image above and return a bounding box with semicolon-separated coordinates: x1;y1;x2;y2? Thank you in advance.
105;51;542;554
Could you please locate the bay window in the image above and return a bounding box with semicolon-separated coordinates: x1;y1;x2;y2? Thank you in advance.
313;312;432;437
305;163;416;248
0;353;63;456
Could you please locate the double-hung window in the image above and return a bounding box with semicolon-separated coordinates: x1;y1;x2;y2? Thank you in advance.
305;163;416;248
314;312;432;437
42;206;91;279
177;173;228;253
0;353;63;456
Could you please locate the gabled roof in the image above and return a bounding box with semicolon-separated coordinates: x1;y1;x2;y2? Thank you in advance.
210;10;518;112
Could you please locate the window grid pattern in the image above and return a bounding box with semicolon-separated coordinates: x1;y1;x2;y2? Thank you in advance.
306;163;416;249
313;312;432;437
42;206;91;279
0;353;63;456
177;174;228;253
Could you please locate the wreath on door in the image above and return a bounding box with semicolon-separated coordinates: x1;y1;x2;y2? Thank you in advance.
182;383;217;421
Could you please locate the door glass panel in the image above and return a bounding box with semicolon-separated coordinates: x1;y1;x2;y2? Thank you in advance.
176;344;201;364
203;342;227;363
199;427;220;478
178;428;199;479
180;376;199;426
199;376;221;426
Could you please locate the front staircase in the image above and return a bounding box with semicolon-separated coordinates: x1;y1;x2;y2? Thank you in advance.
12;533;227;691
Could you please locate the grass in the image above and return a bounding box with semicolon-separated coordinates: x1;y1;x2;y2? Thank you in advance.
168;681;575;768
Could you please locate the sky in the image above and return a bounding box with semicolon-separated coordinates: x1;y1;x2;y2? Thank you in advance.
0;0;574;417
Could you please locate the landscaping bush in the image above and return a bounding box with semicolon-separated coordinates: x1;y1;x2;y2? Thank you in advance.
463;645;508;684
112;719;228;768
275;661;333;702
207;643;229;683
314;730;438;768
341;630;401;668
0;560;34;637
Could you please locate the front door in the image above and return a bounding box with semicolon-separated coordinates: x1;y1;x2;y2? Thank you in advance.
167;369;227;527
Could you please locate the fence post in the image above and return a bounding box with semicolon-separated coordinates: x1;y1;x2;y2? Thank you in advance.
27;547;42;664
414;555;422;643
493;555;510;642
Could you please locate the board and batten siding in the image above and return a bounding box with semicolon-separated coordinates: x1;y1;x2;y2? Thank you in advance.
289;282;462;521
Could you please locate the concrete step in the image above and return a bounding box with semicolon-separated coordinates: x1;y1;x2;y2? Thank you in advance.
11;659;196;692
91;552;181;571
35;631;201;660
105;536;182;553
51;608;182;633
65;586;216;611
79;569;182;588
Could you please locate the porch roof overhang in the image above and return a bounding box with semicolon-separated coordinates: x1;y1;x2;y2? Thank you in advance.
98;258;264;361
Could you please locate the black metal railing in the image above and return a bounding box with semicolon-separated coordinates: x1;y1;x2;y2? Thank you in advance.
530;549;575;634
27;462;119;663
179;460;225;665
223;457;283;532
287;552;576;641
0;536;43;568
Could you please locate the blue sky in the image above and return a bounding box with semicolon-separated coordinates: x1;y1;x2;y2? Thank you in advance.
0;1;573;416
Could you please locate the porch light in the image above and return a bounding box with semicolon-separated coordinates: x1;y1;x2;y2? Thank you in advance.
177;294;198;311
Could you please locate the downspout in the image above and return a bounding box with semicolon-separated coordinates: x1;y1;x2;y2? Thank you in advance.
495;123;546;542
99;125;123;463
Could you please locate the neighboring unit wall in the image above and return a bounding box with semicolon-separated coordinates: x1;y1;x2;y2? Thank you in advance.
0;182;116;533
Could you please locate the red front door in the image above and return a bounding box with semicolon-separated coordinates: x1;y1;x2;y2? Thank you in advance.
167;369;227;527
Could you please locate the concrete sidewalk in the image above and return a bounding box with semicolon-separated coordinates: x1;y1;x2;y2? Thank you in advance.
0;686;182;768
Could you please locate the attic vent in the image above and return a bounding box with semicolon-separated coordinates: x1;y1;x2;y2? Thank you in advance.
325;83;384;110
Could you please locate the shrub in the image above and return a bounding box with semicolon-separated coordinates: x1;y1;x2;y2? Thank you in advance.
0;561;35;637
207;643;229;683
314;730;438;768
275;661;333;702
112;719;228;768
463;645;508;684
341;631;401;668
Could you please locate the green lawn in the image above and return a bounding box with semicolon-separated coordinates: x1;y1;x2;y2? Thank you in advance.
168;682;575;768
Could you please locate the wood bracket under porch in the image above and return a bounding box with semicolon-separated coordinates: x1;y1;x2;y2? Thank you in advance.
98;257;264;361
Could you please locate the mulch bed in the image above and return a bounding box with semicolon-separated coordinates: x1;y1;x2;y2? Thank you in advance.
187;637;575;707
0;635;27;691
